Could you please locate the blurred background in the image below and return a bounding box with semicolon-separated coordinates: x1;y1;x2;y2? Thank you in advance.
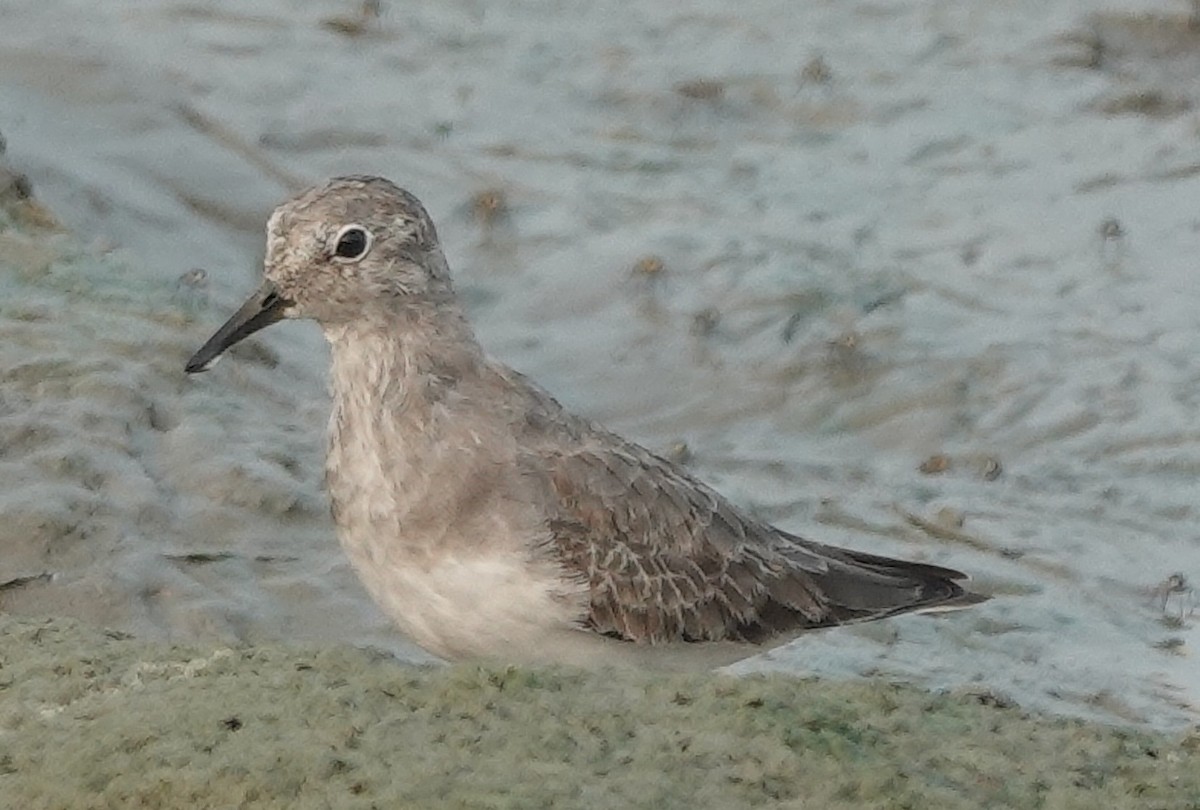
0;0;1198;729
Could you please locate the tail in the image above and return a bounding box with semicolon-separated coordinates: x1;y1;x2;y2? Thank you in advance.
808;543;989;625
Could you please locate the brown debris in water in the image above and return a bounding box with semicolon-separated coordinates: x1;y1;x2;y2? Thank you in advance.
321;0;383;38
919;454;951;475
468;188;511;230
674;79;725;102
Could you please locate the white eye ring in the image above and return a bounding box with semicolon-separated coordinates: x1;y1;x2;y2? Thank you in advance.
331;224;373;262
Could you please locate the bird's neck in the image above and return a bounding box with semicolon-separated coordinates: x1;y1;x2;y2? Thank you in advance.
323;301;484;412
321;302;490;574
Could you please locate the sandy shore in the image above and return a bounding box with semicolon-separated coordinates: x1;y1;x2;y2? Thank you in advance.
2;614;1198;809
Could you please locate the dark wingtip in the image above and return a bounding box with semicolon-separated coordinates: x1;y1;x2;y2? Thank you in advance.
922;588;991;612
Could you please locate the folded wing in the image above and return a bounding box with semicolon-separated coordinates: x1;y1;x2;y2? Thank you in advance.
523;428;975;645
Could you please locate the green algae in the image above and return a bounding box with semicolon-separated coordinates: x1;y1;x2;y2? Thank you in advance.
1;616;1197;810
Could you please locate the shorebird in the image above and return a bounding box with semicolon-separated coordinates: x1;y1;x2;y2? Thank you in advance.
185;176;985;669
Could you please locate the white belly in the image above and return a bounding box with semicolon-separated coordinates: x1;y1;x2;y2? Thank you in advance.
342;540;582;661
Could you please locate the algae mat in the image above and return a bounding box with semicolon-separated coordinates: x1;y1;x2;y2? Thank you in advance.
0;617;1197;809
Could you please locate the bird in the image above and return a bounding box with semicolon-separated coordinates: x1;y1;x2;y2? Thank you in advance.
185;176;986;670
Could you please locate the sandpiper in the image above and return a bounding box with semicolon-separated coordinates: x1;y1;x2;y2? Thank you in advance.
186;176;985;669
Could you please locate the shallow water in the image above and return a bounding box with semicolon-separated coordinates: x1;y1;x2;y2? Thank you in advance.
1;0;1198;729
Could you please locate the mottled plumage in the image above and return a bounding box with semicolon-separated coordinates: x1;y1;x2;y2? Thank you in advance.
186;176;984;669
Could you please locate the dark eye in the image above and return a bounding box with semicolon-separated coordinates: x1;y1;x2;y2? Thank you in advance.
333;225;371;260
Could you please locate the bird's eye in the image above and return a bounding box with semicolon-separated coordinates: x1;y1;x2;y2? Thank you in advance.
332;225;372;261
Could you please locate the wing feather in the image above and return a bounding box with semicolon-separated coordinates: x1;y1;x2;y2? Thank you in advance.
501;366;975;645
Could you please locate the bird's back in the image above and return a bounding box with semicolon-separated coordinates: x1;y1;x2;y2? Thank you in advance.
480;361;980;649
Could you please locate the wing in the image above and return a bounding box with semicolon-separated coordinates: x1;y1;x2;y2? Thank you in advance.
507;375;972;645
